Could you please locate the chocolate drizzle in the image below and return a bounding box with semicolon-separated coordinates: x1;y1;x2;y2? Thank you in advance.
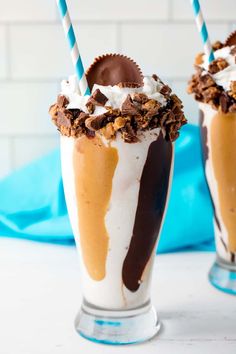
122;133;173;292
231;253;235;263
199;110;209;161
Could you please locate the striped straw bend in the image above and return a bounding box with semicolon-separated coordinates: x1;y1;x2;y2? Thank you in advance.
191;0;214;63
57;0;90;96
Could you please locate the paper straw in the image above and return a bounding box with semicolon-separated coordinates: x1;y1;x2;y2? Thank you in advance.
56;0;90;95
191;0;215;63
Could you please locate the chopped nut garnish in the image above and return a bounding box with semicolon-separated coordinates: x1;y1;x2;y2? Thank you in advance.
101;122;116;140
113;117;127;130
49;74;186;142
194;53;204;66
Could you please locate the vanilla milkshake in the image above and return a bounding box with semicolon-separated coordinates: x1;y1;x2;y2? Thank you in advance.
50;54;186;343
188;32;236;294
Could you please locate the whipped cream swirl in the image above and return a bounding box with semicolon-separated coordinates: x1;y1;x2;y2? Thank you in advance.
61;75;167;116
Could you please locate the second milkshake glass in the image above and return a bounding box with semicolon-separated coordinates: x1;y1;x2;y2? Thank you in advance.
200;103;236;295
188;25;236;294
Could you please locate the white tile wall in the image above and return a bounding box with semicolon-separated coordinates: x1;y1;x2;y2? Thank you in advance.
67;0;169;21
0;82;58;135
0;0;235;177
172;0;236;21
10;25;73;79
10;24;117;79
0;26;7;78
121;24;228;79
0;0;56;22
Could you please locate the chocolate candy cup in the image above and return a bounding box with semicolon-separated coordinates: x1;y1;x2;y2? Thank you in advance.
86;54;143;90
225;30;236;47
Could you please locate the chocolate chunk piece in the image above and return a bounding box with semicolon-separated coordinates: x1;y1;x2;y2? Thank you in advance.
230;45;236;56
86;100;95;114
142;99;161;119
212;41;224;51
57;95;69;108
199;74;215;89
89;89;108;106
171;94;183;106
49;103;58;120
225;30;236;47
86;86;109;114
85;114;106;131
70;109;81;119
152;74;159;82
121;94;139;116
203;86;219;102
160;85;172;96
57;110;72;128
86;54;143;90
220;93;229;113
208;58;229;74
133;93;149;104
117;82;141;88
121;123;138;143
74;112;89;127
142;99;160;111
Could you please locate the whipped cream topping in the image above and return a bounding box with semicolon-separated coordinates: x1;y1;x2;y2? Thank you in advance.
61;75;167;116
200;46;236;91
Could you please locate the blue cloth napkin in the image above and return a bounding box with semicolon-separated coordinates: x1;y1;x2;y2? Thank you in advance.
0;124;215;252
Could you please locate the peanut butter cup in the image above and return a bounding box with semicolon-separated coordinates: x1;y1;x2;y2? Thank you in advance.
86;54;144;90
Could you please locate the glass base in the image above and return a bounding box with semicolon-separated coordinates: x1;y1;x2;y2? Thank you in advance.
209;259;236;295
74;300;161;345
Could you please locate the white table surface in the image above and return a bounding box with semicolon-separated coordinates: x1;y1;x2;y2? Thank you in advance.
0;238;235;354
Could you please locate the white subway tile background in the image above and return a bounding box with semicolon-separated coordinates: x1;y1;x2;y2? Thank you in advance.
0;0;235;178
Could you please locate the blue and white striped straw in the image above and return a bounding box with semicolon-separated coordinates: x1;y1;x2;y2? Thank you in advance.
56;0;90;96
191;0;215;63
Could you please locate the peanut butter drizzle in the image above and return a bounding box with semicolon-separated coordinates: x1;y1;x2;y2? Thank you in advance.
73;135;118;281
211;111;236;252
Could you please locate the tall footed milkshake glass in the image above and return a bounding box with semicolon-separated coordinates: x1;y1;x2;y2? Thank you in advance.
200;104;236;294
188;32;236;295
50;54;187;344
